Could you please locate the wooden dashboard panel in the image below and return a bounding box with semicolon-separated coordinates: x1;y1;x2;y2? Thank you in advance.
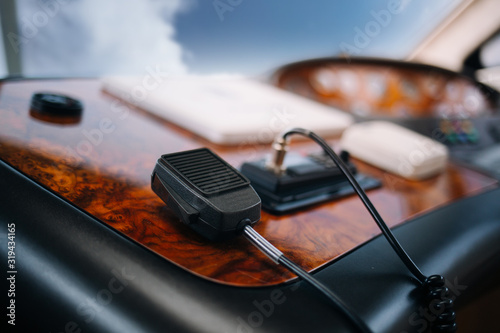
273;58;498;119
0;79;496;286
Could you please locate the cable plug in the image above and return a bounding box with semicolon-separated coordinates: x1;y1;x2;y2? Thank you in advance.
266;134;289;175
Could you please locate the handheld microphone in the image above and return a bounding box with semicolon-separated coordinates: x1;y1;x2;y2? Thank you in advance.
152;148;261;241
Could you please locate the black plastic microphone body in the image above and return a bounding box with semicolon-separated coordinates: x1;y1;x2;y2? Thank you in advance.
152;148;261;241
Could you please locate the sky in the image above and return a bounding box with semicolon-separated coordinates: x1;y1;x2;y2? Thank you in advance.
7;0;463;78
175;0;462;74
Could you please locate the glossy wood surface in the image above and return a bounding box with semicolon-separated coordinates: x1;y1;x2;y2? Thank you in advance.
0;79;497;286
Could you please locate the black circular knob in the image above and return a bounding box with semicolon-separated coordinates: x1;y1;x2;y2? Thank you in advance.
30;92;83;116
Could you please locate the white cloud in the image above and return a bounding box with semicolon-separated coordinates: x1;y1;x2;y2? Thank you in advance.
17;0;192;77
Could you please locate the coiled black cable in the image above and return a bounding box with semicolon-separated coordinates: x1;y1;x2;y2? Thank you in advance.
279;128;457;332
423;275;457;332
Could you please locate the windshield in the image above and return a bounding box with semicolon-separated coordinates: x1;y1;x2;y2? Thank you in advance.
1;0;464;78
